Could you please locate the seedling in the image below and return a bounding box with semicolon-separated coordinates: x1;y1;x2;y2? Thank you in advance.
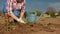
10;21;16;30
10;21;15;26
4;23;9;30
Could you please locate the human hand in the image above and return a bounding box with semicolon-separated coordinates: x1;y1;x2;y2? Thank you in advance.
17;18;26;24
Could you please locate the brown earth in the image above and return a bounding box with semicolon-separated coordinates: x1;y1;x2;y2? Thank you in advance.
0;16;60;34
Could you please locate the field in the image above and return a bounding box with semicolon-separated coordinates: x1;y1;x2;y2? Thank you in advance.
0;16;60;34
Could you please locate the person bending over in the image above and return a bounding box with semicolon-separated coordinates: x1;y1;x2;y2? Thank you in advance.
3;0;26;24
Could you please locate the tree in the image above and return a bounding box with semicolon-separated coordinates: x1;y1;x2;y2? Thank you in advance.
45;7;56;17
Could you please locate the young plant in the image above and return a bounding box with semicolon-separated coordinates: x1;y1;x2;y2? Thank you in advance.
10;21;16;30
10;21;15;26
4;23;9;30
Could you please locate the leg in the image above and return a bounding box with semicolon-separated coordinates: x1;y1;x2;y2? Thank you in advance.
4;13;9;23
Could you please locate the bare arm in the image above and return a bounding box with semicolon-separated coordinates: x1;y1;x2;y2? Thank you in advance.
19;0;26;18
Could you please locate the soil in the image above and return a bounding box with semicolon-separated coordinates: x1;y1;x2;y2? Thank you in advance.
0;16;60;34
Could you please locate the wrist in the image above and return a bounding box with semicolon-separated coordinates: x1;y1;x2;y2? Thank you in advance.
16;19;20;22
19;18;22;19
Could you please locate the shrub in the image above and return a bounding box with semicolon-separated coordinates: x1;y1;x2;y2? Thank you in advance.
36;10;41;16
50;12;56;18
46;7;56;18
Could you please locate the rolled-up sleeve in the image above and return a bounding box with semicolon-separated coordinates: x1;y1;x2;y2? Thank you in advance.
6;0;13;15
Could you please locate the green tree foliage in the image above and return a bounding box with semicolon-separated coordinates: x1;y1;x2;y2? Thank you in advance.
36;10;41;16
46;7;56;17
50;11;56;17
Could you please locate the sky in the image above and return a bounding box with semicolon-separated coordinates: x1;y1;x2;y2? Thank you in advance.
0;0;60;13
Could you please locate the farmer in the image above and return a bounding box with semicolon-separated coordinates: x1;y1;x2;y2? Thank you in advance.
2;0;26;24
